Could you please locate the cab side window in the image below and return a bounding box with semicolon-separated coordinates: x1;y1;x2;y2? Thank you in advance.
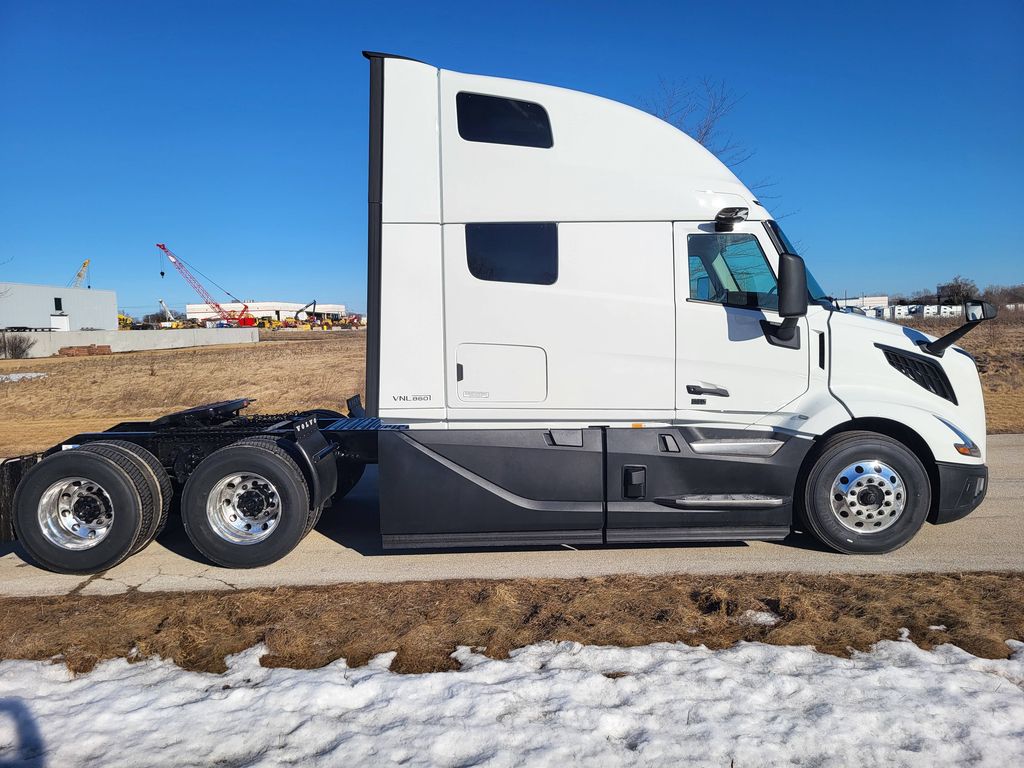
687;233;778;310
466;222;558;285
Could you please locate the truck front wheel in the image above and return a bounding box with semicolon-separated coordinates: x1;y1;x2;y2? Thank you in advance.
181;440;311;568
801;431;931;554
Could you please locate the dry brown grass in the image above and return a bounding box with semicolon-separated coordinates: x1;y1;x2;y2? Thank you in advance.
0;572;1019;674
0;332;366;457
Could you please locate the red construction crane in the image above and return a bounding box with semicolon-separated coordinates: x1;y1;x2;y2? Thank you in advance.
154;243;252;326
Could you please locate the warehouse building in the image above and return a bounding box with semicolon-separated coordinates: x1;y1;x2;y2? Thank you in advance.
185;301;347;323
0;282;118;331
835;295;890;310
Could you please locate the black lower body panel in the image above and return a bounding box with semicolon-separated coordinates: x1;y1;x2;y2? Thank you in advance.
378;429;604;545
383;529;604;550
377;426;810;550
932;461;988;524
605;427;812;533
606;526;790;544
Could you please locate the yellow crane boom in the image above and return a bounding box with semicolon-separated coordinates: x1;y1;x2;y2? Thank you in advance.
69;259;90;288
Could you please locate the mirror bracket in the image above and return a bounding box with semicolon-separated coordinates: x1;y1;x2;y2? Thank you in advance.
760;318;801;349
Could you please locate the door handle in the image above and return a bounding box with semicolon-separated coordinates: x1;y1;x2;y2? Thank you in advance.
686;384;729;397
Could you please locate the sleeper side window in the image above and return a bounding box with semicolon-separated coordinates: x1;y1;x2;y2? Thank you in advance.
687;233;779;310
466;222;558;285
456;92;553;148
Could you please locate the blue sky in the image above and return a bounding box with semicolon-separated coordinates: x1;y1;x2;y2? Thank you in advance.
1;0;1021;314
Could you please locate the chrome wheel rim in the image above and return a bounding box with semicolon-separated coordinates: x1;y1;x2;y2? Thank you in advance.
830;459;906;533
38;477;115;550
206;472;281;545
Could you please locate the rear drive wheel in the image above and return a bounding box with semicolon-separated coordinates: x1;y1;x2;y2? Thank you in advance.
233;436;321;535
98;441;173;539
181;439;310;568
13;450;145;574
801;431;930;554
81;441;170;551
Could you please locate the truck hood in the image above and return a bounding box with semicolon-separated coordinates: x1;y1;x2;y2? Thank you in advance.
826;310;987;461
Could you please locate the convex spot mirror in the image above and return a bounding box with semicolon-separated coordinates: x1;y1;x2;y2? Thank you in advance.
965;300;997;322
777;252;809;318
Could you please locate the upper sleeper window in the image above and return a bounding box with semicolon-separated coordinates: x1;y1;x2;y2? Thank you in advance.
456;92;553;148
466;222;557;285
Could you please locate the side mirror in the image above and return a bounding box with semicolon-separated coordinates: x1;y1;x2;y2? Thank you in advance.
777;252;808;318
964;299;997;322
921;298;997;356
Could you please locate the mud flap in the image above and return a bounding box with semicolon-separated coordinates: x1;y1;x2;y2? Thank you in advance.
0;455;40;542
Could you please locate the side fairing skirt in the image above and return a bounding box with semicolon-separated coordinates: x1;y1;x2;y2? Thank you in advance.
378;426;812;548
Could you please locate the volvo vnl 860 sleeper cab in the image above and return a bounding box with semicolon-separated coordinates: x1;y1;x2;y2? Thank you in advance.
0;52;994;574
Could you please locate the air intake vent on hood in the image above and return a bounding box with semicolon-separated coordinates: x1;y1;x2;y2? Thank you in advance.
876;344;957;405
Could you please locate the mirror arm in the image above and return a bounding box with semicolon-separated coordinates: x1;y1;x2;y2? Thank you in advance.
920;321;980;357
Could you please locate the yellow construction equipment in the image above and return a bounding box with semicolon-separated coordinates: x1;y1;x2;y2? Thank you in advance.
69;259;91;289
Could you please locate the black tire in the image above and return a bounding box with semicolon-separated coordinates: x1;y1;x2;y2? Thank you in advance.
801;430;931;554
81;441;169;551
97;441;173;539
234;436;321;535
13;450;144;574
181;438;311;568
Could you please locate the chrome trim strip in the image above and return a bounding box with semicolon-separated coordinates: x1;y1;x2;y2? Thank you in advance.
689;439;784;457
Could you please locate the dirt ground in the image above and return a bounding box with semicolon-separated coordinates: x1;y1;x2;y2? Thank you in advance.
0;572;1018;674
0;315;1020;459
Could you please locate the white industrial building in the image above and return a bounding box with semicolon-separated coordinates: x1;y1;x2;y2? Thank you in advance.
185;301;348;323
835;295;890;310
831;296;964;321
0;281;118;331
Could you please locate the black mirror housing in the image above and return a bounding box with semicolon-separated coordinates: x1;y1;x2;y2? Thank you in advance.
777;252;809;318
964;299;997;322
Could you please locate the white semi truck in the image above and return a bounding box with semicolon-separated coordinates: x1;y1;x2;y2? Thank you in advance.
0;52;994;574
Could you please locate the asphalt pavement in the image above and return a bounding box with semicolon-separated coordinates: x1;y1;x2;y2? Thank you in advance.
2;435;1020;597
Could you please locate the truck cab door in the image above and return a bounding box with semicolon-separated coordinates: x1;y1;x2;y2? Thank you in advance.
674;221;810;424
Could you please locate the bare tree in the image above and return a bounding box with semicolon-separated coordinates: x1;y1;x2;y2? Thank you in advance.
641;77;754;168
894;276;983;306
640;77;780;207
0;333;36;359
982;282;1024;306
937;275;978;305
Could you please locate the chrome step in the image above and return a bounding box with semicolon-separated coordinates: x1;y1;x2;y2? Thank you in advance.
655;494;789;509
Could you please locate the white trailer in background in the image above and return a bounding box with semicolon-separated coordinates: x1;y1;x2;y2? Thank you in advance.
0;52;995;575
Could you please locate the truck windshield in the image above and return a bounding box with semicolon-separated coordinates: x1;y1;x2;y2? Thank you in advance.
764;220;833;309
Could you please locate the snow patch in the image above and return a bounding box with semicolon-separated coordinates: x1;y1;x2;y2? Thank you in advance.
0;639;1021;767
0;372;46;383
737;609;781;626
